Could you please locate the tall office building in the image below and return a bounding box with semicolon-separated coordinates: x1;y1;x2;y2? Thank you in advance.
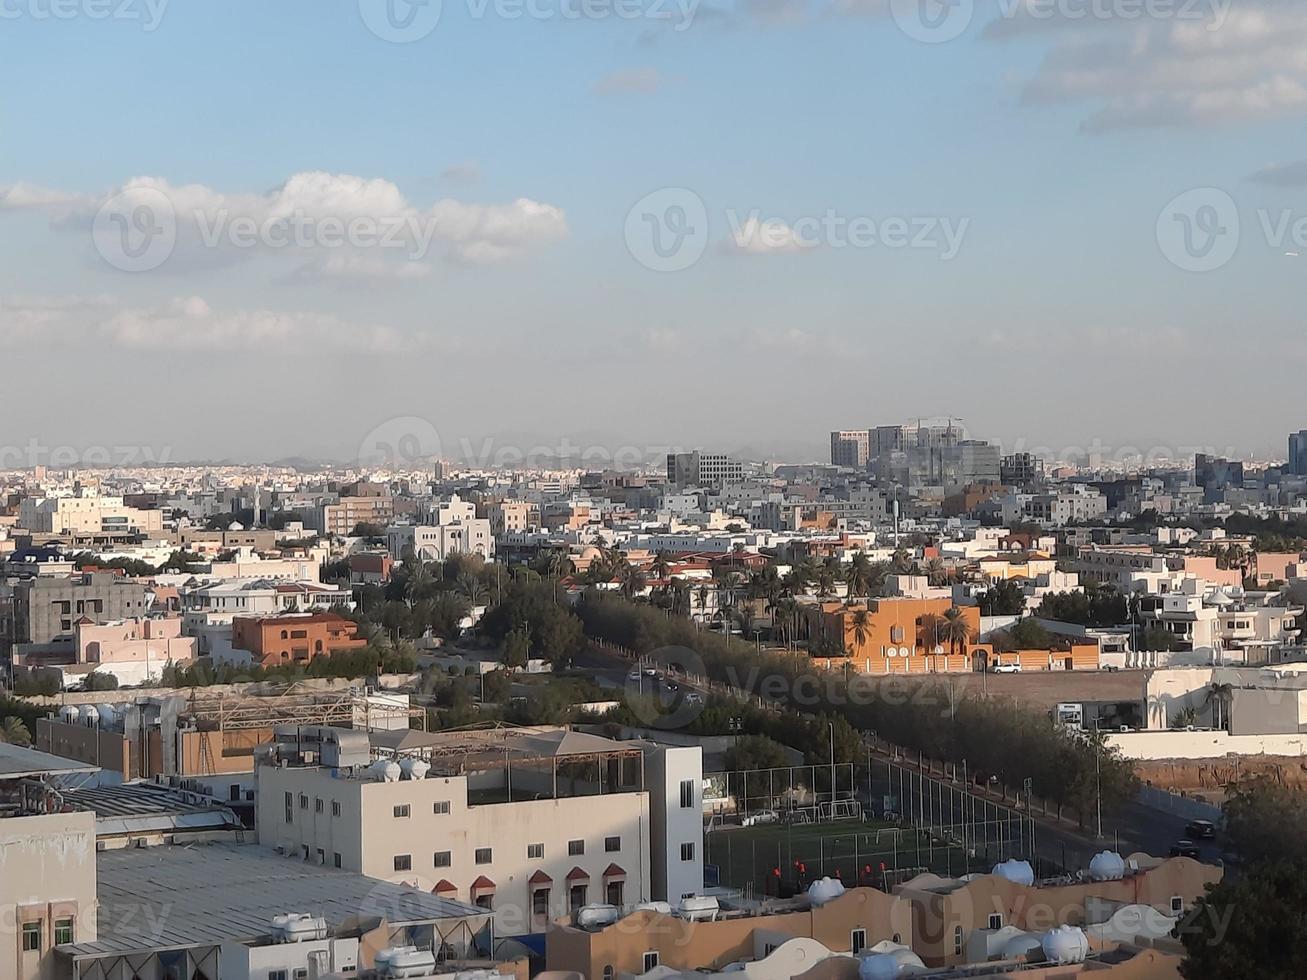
829;430;870;468
1290;431;1307;476
666;451;744;488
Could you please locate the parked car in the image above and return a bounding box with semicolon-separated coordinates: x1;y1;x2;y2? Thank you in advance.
992;663;1022;674
626;669;642;683
1185;819;1217;840
741;809;779;827
1170;839;1201;859
685;692;704;705
641;666;658;677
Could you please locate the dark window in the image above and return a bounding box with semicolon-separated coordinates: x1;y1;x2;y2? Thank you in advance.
607;880;624;906
851;929;866;954
434;851;452;867
393;804;410;818
605;836;621;852
533;889;551;917
680;842;695;861
680;779;695;808
54;918;74;946
568;839;584;856
475;894;494;911
475;848;492;864
569;884;587;911
22;922;41;952
394;854;412;872
643;952;659;973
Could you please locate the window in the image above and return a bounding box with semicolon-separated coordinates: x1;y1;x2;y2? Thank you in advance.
607;880;625;906
434;851;452;868
569;884;587;911
433;800;451;815
294;970;308;980
334;853;342;868
988;913;1003;930
568;839;585;856
299;793;308;810
316;848;325;865
269;971;289;980
679;779;695;808
393;804;411;818
475;894;494;911
680;842;695;861
22;922;41;952
314;798;323;813
603;968;614;980
605;836;621;852
533;889;551;917
475;848;493;864
394;854;412;872
953;926;963;955
1171;896;1184;914
643;952;660;972
332;801;341;817
528;843;544;860
54;918;74;945
284;791;293;824
851;929;866;954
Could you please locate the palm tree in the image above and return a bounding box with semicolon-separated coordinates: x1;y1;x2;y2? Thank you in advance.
849;608;871;655
650;550;672;582
938;606;975;655
459;574;487;607
845;552;873;600
695;585;711;623
924;557;947;586
405;561;435;607
1204;681;1235;730
815;566;837;599
0;717;32;747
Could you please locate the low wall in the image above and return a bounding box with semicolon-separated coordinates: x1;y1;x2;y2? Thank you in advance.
1107;729;1307;760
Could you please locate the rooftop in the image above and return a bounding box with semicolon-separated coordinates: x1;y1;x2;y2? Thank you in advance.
0;742;99;781
61;842;487;960
59;782;243;838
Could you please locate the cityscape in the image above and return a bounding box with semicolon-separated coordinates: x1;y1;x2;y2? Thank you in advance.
4;1;1306;979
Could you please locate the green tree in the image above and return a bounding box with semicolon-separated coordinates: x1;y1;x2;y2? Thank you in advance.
723;734;789;771
0;717;32;747
1179;858;1307;980
502;624;532;669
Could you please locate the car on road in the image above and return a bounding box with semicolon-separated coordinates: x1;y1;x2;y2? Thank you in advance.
664;680;679;692
641;666;658;677
1185;819;1217;840
992;663;1022;674
685;692;704;705
741;809;779;827
1170;839;1201;859
626;669;642;683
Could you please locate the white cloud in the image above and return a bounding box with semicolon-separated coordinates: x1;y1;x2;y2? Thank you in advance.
593;68;664;95
0;171;568;277
992;1;1307;130
725;216;816;254
0;294;426;355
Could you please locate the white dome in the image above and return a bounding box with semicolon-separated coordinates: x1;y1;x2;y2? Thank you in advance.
1041;926;1089;965
398;757;430;780
807;876;846;906
858;949;925;980
992;859;1035;886
1089;850;1126;882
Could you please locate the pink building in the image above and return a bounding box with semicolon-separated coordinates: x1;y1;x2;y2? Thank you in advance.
74;617;197;670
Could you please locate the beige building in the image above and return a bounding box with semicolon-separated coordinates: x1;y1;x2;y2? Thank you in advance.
0;746;99;980
17;492;163;536
255;727;703;938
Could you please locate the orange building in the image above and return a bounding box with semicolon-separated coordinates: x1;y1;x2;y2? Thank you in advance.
230;611;366;667
805;598;984;674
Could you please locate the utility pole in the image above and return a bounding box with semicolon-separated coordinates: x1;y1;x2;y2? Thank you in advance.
829;721;836;808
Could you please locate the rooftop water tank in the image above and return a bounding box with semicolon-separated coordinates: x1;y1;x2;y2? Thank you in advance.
58;706;79;725
95;704;119;730
992;859;1035;887
807;876;846;907
858;949;925;980
78;705;100;728
635;901;673;915
399;757;430;781
375;946;437;978
576;904;620;928
677;896;719;921
1041;925;1089;965
1089;851;1126;882
1000;932;1045;961
270;913;328;943
368;759;402;783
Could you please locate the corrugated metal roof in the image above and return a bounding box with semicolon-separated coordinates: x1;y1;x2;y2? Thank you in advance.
62;842;487;959
0;742;99;780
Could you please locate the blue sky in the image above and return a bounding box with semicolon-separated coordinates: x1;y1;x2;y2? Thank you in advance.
1;0;1305;464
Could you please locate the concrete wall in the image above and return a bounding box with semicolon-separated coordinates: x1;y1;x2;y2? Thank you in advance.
1107;729;1307;760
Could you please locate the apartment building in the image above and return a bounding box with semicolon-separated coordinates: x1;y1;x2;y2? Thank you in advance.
16;490;163;536
0;746;98;980
10;572;150;646
309;485;395;537
1136;579;1302;665
829;431;871;469
255;727;704;938
666;452;745;489
387;495;495;562
230;611;365;667
485;499;534;537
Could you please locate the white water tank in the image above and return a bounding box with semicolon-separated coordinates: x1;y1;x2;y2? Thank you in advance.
1041;926;1089;965
677;896;719;921
858;949;925;980
79;705;100;728
991;859;1035;887
636;901;673;915
807;876;846;906
375;946;437;978
1000;932;1044;961
270;913;328;943
576;904;620;928
399;757;430;781
368;759;402;783
58;706;78;725
96;704;119;730
1089;851;1126;882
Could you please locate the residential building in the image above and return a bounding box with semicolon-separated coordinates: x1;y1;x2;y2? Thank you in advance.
1000;452;1044;487
829;431;870;469
229;611;365;667
387;496;495;562
16;489;163;536
10;573;150;647
666;452;744;489
255;726;704;938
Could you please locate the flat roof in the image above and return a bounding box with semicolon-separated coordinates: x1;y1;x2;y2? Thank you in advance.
63;842;487;959
0;742;99;780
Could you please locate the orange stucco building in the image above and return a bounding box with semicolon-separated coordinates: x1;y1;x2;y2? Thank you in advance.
805;598;984;674
230;611;366;667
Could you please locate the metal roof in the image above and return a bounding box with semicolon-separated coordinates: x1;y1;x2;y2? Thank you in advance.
59;783;243;837
62;842;488;959
0;742;100;780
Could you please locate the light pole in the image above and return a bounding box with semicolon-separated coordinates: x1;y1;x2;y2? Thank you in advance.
829;721;837;808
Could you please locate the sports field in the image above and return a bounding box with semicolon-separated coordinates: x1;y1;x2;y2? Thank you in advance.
704;816;985;896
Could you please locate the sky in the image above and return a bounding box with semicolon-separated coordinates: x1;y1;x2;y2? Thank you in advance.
1;0;1306;467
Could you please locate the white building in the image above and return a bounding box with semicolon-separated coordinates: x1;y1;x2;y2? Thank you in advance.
388;496;495;562
255;726;703;939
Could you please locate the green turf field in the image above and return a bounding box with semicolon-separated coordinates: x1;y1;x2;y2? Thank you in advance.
704;816;990;895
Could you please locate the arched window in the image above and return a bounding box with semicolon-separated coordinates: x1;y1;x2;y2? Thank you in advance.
603;968;614;980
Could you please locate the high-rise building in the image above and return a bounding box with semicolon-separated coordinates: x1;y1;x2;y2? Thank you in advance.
665;451;744;488
1289;431;1307;475
1195;453;1244;501
829;430;870;468
1001;452;1045;487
